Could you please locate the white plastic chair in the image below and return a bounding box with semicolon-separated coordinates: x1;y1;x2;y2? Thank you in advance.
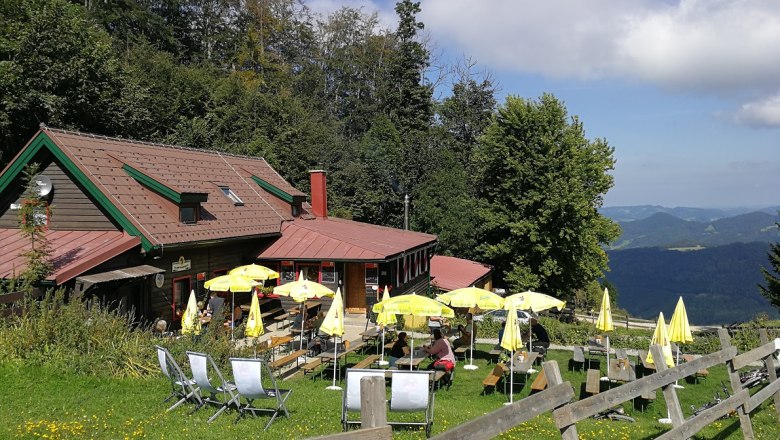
155;345;201;411
390;370;435;437
229;357;292;430
186;351;240;423
341;368;387;431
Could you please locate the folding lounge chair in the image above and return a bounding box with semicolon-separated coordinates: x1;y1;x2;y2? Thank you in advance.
155;345;202;411
389;370;436;438
341;368;388;431
187;351;240;423
230;357;292;430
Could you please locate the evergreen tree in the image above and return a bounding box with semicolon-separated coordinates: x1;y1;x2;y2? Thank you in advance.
473;94;621;298
760;217;780;310
18;164;53;288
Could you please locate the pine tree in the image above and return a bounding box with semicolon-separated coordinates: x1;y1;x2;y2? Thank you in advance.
760;217;780;310
18;164;53;288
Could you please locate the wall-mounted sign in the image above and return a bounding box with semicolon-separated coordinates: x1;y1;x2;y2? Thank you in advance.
196;272;206;281
155;273;165;288
172;256;191;272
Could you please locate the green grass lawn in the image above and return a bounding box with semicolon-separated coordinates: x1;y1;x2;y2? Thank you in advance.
2;346;779;439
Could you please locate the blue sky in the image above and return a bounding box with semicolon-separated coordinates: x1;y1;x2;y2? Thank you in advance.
306;0;780;208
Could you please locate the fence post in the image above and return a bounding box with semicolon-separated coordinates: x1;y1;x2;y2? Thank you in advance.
360;376;387;429
546;360;579;440
759;329;780;415
719;328;755;439
649;344;684;426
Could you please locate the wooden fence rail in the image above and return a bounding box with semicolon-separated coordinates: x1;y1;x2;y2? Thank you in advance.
312;328;780;439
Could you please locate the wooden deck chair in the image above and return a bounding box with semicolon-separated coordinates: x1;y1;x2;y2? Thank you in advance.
156;345;202;411
389;370;436;438
341;368;387;431
230;357;292;430
186;351;240;423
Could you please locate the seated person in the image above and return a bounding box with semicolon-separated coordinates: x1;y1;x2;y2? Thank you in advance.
424;329;456;373
206;291;224;318
450;313;475;349
224;305;244;328
389;332;410;367
528;317;550;351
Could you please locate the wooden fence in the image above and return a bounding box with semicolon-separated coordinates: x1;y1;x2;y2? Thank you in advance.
0;290;25;318
315;328;780;439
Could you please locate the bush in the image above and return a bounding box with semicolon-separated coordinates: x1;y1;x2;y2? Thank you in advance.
0;289;254;378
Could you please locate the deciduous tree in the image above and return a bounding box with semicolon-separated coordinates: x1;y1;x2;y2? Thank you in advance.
473;94;621;298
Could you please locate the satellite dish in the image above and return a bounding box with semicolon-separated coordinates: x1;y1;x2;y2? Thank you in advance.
34;175;53;198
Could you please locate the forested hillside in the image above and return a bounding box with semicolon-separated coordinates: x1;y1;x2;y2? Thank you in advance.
609;211;779;249
0;0;620;298
607;242;779;325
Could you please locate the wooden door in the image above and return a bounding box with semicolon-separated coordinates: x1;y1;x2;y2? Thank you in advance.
345;263;366;312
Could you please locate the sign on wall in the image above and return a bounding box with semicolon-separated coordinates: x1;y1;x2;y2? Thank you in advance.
172;256;191;272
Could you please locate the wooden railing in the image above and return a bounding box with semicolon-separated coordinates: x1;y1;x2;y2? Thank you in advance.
313;328;780;439
0;290;25;318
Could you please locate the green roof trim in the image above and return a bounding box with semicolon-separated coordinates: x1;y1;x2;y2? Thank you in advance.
122;164;182;203
251;175;300;204
0;132;154;251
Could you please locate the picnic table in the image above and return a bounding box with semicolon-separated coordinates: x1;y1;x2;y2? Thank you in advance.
318;339;366;381
395;352;427;370
608;358;636;383
587;337;609;366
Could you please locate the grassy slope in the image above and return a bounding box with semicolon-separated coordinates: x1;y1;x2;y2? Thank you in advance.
1;347;779;439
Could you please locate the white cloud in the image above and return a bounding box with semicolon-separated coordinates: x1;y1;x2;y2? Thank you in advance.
419;0;780;93
732;93;780;127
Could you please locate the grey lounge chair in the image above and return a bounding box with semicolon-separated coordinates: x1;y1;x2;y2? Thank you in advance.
186;351;240;423
155;345;202;412
230;357;292;430
389;370;436;437
341;368;388;431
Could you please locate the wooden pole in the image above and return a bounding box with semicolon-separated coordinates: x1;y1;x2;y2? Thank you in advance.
718;328;755;439
546;360;579;440
649;344;684;426
360;376;387;429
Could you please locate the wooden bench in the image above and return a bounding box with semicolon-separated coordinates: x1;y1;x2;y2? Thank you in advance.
585;368;601;395
637;349;656;375
482;364;505;392
270;349;308;371
352;354;380;369
570;346;586;371
301;357;323;377
683;354;709;382
454;346;469;361
530;368;548;392
260;307;283;319
488;345;503;364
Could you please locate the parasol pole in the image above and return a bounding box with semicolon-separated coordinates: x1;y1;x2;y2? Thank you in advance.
231;290;235;341
300;301;307;352
601;335;611;382
378;328;389;366
327;335;342;390
465;324;478;370
410;338;414;370
504;349;515;405
673;344;684;389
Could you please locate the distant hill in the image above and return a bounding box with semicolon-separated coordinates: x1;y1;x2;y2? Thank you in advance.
607;242;779;325
608;211;779;250
600;205;780;222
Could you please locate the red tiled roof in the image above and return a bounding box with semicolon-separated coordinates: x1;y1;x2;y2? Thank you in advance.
0;229;141;284
258;217;436;261
42;128;303;246
430;255;492;291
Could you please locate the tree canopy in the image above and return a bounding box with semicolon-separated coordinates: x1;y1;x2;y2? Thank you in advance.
0;0;622;301
760;216;780;310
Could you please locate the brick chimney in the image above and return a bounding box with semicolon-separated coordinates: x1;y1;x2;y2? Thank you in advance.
310;170;327;218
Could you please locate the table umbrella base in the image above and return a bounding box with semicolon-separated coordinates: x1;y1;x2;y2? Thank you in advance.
658;417;672;425
464;364;479;370
527;368;537;374
326;385;342;391
600;377;611;382
503;401;514;406
377;360;389;366
673;384;684;389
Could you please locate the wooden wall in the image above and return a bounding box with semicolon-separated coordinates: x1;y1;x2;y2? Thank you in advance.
0;159;117;230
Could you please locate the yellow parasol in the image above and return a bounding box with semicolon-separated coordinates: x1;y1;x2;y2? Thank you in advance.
274;271;335;350
668;296;693;388
504;290;566;313
180;289;201;336
373;292;455;367
595;288;614;381
229;264;280;280
646;312;675;367
320;287;345;391
438;287;505;370
376;286;396;366
204;274;259;340
501;301;524;405
244;292;264;338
